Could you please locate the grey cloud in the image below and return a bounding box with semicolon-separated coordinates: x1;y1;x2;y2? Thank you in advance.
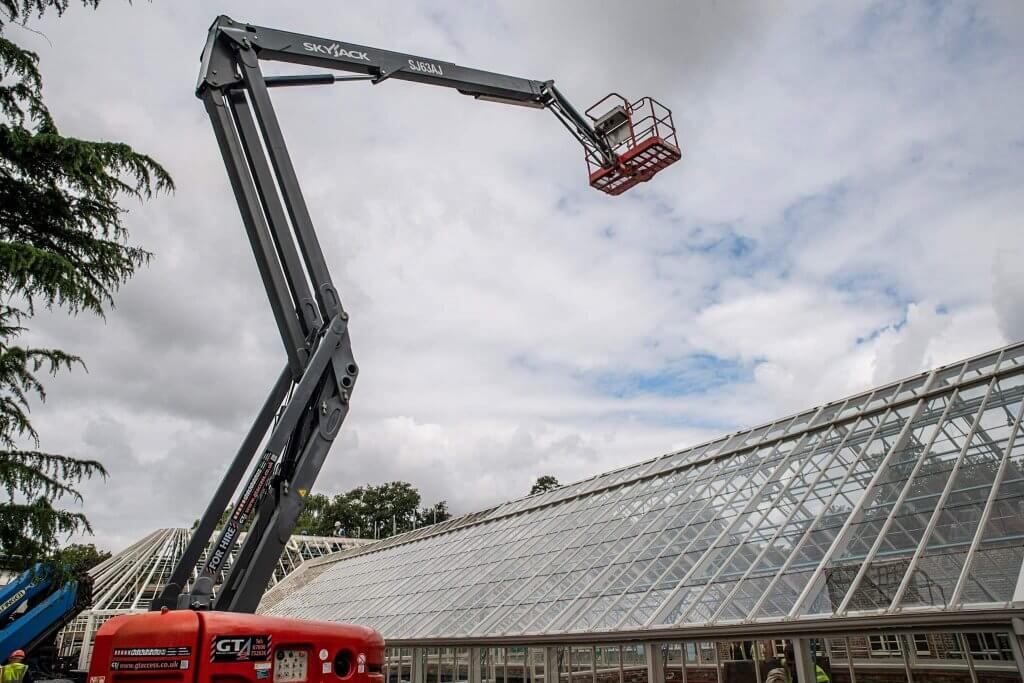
994;250;1024;343
9;2;1022;551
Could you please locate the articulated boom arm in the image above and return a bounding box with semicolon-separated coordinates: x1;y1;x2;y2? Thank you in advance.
155;16;673;614
195;16;620;168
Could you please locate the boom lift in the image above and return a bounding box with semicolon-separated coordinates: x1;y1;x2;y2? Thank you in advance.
90;16;679;682
0;564;91;668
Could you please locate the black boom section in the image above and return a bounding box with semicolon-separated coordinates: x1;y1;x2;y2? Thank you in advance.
155;17;359;613
196;16;617;165
156;15;627;614
198;16;545;102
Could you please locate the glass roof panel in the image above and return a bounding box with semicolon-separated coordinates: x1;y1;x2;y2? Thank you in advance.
836;393;872;422
960;354;1002;382
932;363;966;389
810;403;844;428
900;374;1024;609
262;345;1024;640
784;409;819;435
755;407;909;619
677;429;837;623
997;343;1024;371
821;393;954;613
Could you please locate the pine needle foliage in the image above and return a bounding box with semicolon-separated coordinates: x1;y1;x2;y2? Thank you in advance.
0;0;173;570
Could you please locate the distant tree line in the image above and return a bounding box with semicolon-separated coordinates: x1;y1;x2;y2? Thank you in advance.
294;481;451;539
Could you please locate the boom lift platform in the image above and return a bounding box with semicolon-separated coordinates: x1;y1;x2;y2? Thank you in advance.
91;15;680;682
585;94;681;195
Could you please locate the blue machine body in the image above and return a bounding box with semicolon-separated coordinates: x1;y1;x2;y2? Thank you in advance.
0;565;85;663
0;565;52;622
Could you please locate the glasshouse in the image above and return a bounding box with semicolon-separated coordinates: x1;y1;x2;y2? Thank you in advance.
260;342;1024;683
58;528;369;670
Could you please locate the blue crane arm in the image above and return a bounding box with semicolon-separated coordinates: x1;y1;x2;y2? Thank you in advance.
0;580;80;662
0;565;53;623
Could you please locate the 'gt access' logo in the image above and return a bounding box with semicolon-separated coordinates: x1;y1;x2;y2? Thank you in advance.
211;634;272;662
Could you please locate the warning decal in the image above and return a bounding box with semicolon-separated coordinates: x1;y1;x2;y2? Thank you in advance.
0;589;27;614
113;646;191;657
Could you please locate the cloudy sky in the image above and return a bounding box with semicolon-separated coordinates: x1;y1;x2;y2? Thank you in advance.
12;1;1024;551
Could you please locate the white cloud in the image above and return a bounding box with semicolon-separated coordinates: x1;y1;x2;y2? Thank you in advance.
9;1;1023;551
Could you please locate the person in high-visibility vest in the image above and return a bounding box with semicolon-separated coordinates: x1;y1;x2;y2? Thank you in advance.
1;650;35;683
773;656;829;683
778;651;827;683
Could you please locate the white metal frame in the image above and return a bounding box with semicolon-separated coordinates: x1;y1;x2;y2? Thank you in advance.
262;342;1024;644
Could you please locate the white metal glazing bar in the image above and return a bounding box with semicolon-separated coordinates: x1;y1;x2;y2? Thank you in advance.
645;431;816;627
949;389;1024;607
537;459;740;633
94;529;171;609
887;377;997;611
515;467;721;634
834;391;959;615
421;500;582;619
440;495;619;635
636;436;810;628
742;403;904;621
706;420;862;624
557;448;764;632
784;391;931;619
506;459;734;635
130;531;177;609
677;426;837;623
470;481;679;636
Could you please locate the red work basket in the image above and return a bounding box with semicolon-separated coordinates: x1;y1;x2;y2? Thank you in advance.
585;94;681;195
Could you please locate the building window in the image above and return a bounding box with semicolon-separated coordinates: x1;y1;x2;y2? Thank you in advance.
913;635;930;656
958;633;1014;662
868;635;901;657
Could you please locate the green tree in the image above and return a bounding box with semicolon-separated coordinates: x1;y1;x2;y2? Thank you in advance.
294;494;336;536
293;482;451;539
361;481;421;537
0;0;172;571
416;500;451;528
328;489;368;537
57;542;110;573
530;474;561;495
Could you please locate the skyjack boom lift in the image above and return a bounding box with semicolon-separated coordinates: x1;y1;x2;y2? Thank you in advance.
152;16;680;616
